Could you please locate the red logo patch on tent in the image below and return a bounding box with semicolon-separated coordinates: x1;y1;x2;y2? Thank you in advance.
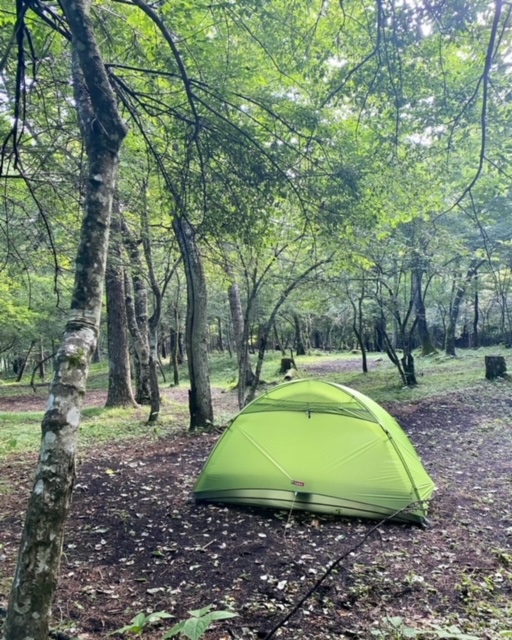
291;480;305;487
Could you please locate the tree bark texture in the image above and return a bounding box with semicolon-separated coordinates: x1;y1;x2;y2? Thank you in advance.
3;2;127;637
172;215;213;429
105;207;136;407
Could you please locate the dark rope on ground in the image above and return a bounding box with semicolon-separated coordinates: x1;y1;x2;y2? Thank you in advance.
261;501;422;640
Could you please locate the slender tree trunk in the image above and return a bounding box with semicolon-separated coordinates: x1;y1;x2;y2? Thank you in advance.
472;276;480;348
401;351;417;386
445;261;483;357
15;340;35;382
124;271;151;405
141;190;168;423
172;215;213;429
227;281;255;390
293;313;306;355
105;206;136;407
3;5;127;636
412;267;437;355
217;317;224;352
122;222;152;405
273;322;285;355
171;315;180;386
38;338;45;380
148;327;160;423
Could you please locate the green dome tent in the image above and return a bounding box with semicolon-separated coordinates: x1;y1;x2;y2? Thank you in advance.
194;379;435;524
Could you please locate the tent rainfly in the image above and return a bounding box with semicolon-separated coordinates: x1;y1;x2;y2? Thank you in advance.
194;379;435;524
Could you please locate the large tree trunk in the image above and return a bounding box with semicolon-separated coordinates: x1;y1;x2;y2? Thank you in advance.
412;267;437;356
3;4;127;637
172;215;213;430
105;205;136;407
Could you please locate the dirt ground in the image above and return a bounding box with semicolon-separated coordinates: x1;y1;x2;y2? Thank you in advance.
0;362;511;640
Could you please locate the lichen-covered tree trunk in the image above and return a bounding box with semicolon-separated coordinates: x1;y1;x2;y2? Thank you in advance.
124;270;152;404
122;221;152;405
3;2;127;637
105;206;136;407
172;215;213;430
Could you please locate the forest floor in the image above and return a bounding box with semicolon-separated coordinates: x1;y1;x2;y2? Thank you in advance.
0;354;511;640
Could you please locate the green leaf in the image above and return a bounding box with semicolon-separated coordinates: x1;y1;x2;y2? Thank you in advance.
203;611;238;623
387;617;404;629
187;605;213;618
162;621;186;639
147;611;174;623
131;612;147;629
180;616;211;640
109;611;146;635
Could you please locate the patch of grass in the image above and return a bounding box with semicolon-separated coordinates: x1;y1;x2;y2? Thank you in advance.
0;411;43;423
304;346;512;404
0;407;152;459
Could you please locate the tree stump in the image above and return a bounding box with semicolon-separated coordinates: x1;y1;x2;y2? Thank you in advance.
279;357;296;374
485;356;507;380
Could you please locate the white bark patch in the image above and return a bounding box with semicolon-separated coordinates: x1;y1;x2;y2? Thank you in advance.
44;431;57;446
66;407;80;428
46;393;55;411
34;479;44;495
36;546;52;575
